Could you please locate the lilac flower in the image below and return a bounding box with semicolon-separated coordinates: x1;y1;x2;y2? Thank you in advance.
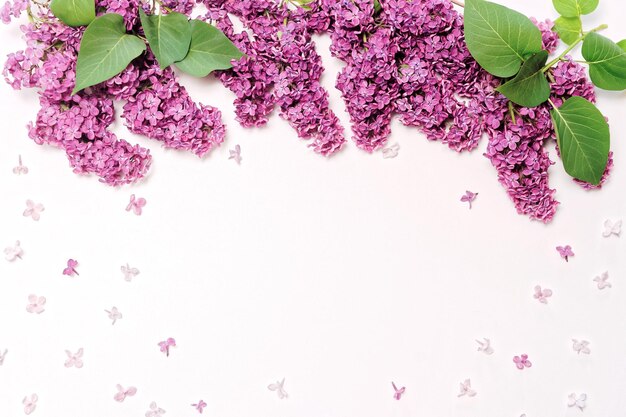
460;191;478;209
1;0;612;223
556;245;574;262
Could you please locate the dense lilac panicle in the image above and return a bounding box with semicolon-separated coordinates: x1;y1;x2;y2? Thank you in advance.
484;106;558;222
550;57;595;102
336;27;398;151
323;0;374;61
2;0;614;220
531;18;559;53
200;8;279;128
96;0;142;30
2;6;153;185
199;0;345;154
122;57;226;157
3;0;234;184
3;41;44;89
275;21;345;155
65;132;152;185
384;0;457;36
101;62;143;101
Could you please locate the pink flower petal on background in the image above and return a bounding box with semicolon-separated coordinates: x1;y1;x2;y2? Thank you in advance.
229;144;242;164
556;245;574;262
126;194;146;215
13;155;28;175
62;259;79;276
460;191;478;209
23;200;44;221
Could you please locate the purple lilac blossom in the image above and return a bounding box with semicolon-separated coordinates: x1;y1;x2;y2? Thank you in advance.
2;0;612;221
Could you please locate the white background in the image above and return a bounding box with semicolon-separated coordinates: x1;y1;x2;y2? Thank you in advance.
1;1;626;416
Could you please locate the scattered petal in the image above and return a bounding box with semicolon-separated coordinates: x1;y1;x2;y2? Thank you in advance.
572;339;590;355
229;144;242;164
475;338;493;355
121;263;140;282
114;385;137;402
268;378;288;399
513;354;532;370
460;191;478;209
4;240;23;261
392;381;406;400
13;155;28;175
602;219;621;237
457;379;476;397
145;401;166;417
23;394;37;415
126;194;146;216
593;271;611;290
26;294;46;314
64;348;84;368
0;349;7;366
158;338;176;357
191;400;207;414
105;307;122;325
556;245;574;262
568;393;587;411
23;200;44;221
62;259;79;276
382;143;400;159
533;285;553;304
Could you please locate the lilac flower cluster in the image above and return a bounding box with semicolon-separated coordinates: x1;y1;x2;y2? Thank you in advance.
199;0;346;155
308;3;608;222
482;23;611;221
3;0;227;184
96;0;142;30
121;57;226;157
2;0;612;221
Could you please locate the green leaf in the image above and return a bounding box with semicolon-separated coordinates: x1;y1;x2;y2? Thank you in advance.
581;32;626;90
464;0;544;77
553;16;582;45
550;96;610;185
617;39;626;51
139;9;192;69
50;0;95;27
73;14;146;94
175;19;244;77
373;0;382;12
496;50;550;107
552;0;599;17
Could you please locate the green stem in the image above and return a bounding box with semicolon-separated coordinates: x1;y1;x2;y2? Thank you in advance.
547;98;557;110
508;101;516;124
542;24;608;72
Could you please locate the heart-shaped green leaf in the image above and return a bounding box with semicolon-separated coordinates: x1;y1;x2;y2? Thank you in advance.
464;0;543;77
582;32;626;91
551;96;610;185
139;9;192;69
552;0;599;17
73;14;146;94
175;19;244;77
553;16;582;45
496;50;550;107
50;0;95;27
